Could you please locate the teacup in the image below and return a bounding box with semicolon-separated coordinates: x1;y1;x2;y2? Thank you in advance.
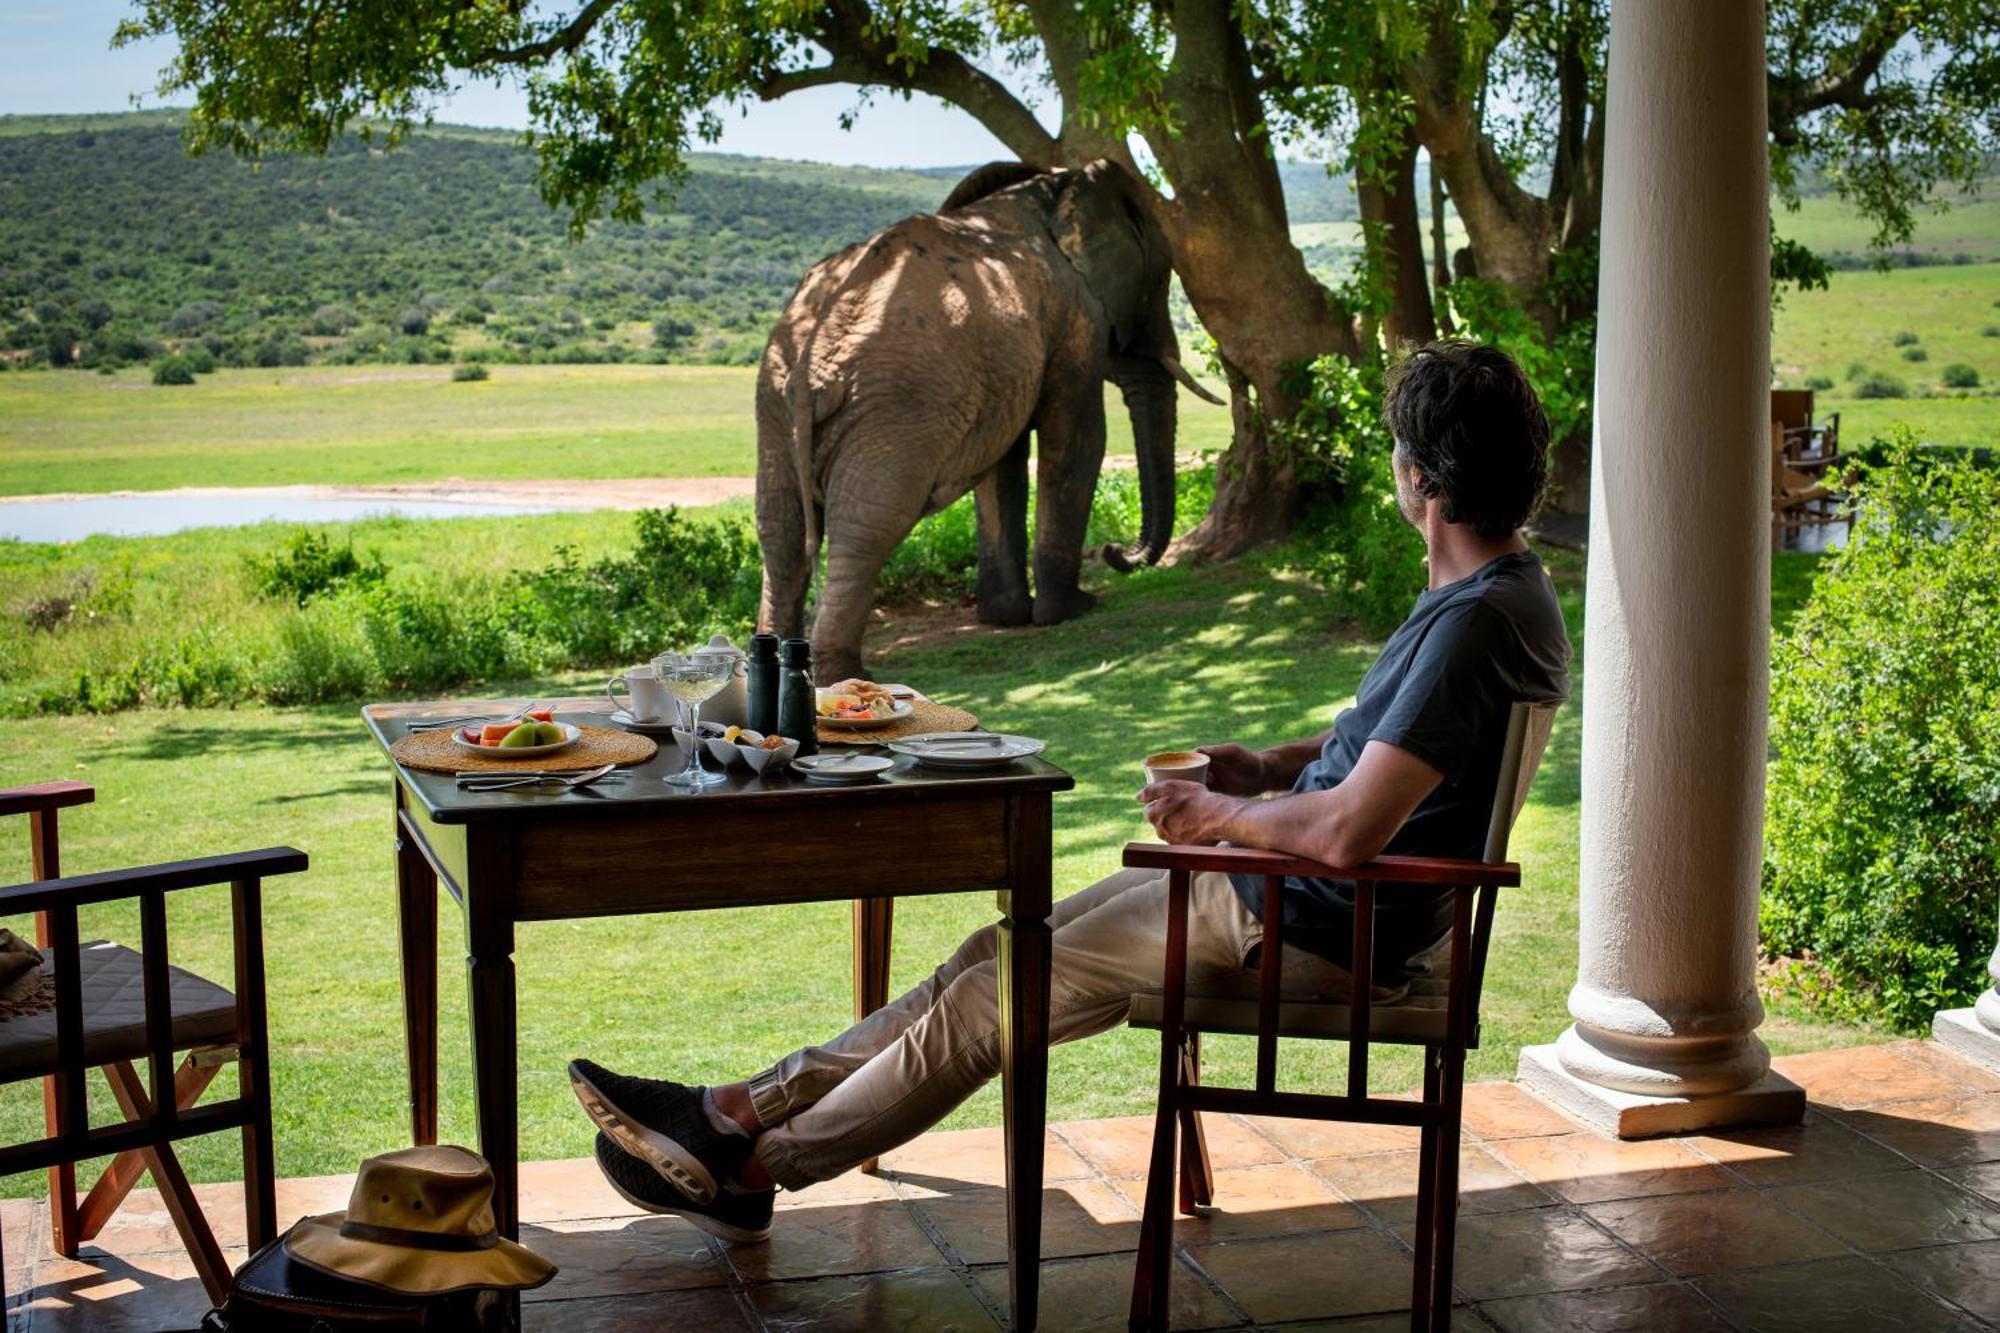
1143;750;1211;786
608;666;672;723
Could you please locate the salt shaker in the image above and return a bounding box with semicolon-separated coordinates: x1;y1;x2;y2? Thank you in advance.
776;638;818;757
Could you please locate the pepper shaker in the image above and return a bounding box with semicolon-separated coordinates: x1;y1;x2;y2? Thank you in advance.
746;633;779;735
776;637;818;757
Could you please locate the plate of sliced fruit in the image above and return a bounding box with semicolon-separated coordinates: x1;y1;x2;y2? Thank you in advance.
452;708;582;759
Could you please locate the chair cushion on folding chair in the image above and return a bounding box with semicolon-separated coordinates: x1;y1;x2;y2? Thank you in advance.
1127;981;1453;1046
0;941;236;1083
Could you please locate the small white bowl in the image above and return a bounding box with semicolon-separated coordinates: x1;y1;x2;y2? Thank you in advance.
739;736;800;775
702;733;742;768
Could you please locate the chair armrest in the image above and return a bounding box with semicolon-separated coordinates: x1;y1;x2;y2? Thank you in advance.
0;782;94;819
0;847;309;914
1122;841;1519;887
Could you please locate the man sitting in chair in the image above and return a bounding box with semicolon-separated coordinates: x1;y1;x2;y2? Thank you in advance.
570;339;1572;1241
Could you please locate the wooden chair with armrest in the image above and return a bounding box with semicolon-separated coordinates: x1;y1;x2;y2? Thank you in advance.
1124;701;1559;1332
0;780;305;1304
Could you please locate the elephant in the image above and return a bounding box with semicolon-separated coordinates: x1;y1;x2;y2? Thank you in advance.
753;157;1221;683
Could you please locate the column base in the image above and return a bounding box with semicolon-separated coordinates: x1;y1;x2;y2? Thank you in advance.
1517;1044;1805;1139
1932;1008;2000;1073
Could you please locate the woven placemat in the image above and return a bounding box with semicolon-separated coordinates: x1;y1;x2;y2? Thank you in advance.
818;699;978;746
391;725;657;774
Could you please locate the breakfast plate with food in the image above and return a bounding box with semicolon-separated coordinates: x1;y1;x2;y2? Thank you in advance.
451;707;583;759
816;679;914;730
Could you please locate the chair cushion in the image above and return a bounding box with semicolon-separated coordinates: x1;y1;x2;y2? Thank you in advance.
1128;978;1458;1047
0;941;237;1082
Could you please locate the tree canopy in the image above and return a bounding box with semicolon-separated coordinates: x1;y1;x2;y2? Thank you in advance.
122;0;2000;546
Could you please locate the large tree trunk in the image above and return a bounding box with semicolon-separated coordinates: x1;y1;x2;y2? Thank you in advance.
1356;120;1438;349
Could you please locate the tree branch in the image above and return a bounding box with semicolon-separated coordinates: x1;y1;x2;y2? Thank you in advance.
480;0;617;65
1768;19;1908;144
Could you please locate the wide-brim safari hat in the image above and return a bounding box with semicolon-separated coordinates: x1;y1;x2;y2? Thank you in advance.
286;1145;555;1295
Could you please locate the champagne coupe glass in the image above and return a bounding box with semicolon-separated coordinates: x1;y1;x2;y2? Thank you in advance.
656;651;734;789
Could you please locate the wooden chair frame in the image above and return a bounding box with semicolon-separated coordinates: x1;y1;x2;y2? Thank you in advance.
0;780;304;1304
1125;702;1552;1332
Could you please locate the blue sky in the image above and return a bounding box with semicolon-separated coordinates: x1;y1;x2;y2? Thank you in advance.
0;0;1048;167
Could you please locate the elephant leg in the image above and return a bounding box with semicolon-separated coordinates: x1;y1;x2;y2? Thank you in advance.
974;432;1033;627
1030;386;1107;626
811;528;905;685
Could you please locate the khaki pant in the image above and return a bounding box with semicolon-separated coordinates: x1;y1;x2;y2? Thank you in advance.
749;867;1357;1189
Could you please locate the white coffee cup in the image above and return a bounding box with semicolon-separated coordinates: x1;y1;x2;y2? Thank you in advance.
1143;750;1212;786
608;667;671;723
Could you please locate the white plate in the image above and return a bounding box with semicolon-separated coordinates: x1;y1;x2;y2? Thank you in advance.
452;722;582;760
790;752;894;784
889;732;1045;770
608;709;679;734
815;693;914;730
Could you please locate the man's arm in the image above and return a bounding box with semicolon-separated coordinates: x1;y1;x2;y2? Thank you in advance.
1198;730;1334;796
1141;740;1444;869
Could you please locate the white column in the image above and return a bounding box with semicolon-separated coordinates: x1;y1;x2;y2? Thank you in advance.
1932;927;2000;1070
1517;0;1804;1137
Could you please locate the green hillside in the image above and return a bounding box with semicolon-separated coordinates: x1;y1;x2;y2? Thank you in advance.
0;114;950;373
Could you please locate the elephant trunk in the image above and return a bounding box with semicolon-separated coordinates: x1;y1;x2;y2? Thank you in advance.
1102;363;1179;573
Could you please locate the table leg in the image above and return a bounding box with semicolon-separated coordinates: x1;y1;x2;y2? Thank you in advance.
467;950;519;1240
998;795;1054;1332
395;800;438;1147
851;897;894;1173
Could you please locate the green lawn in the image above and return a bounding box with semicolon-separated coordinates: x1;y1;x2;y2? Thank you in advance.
0;364;1236;497
0;540;1877;1193
1772;262;2000;449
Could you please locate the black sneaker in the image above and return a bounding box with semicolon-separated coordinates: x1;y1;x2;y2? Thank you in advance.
593;1132;774;1243
567;1059;750;1205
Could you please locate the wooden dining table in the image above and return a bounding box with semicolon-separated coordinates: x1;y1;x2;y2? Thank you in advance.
363;699;1074;1330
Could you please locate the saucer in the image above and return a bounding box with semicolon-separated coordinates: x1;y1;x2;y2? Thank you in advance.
609;709;679;734
790;753;894;784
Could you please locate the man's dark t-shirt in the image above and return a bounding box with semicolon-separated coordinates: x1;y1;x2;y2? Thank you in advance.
1229;549;1571;977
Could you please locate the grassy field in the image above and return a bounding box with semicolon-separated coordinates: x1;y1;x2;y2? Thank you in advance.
1772;262;2000;448
0;538;1875;1191
0;364;1237;497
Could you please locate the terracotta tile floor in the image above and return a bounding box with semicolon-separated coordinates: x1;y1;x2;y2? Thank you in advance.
13;1039;2000;1330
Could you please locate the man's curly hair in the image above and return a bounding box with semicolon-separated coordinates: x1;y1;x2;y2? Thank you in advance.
1384;340;1551;540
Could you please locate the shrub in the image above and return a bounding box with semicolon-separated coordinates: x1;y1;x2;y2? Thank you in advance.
1901;346;1929;363
182;345;217;375
399;308;431;336
1763;436;2000;1030
1891;330;1920;347
310;303;358;336
245;529;386;605
1855;373;1908;399
518;507;761;662
1270;354;1427;632
151;356;195;386
1943;364;1982;389
1845;361;1868;381
1804;375;1835;391
451;363;490;382
1983;326;2000;338
262;602;374;704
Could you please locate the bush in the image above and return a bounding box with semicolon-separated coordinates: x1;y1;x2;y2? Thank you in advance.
399;308;431;336
1269;354;1427;632
518;507;761;662
182;345;217;375
1855;373;1908;399
1901;346;1929;363
1943;364;1982;389
1763;436;2000;1030
1891;330;1920;347
310;304;358;336
451;363;490;382
1845;361;1868;381
151;356;195;386
245;529;386;605
1981;326;2000;338
1804;375;1835;391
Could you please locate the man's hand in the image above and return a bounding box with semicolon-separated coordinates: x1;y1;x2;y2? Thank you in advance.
1196;743;1270;796
1139;781;1244;845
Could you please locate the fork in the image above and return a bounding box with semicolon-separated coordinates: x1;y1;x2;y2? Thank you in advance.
460;764;618;793
409;714;499;732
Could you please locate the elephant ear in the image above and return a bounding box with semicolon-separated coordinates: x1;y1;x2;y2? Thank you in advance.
1050;163;1151;351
